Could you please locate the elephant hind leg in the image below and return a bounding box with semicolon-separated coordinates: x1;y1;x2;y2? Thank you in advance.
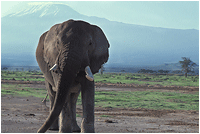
59;96;72;133
59;92;81;133
45;80;59;130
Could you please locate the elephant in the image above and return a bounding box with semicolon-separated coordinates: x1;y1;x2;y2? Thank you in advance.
36;19;109;133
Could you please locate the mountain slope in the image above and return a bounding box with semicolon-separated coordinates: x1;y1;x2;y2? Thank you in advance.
1;3;199;66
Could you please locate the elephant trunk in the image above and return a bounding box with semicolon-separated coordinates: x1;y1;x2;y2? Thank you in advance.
37;50;82;133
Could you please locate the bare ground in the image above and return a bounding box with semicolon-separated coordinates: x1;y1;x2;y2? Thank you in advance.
1;80;199;133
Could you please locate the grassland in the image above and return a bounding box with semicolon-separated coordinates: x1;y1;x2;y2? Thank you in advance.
74;91;198;111
1;71;199;111
2;71;199;87
93;91;199;111
1;83;47;99
94;73;199;87
1;71;44;81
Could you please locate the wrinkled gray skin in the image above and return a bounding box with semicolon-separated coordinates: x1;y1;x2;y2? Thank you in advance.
36;20;109;133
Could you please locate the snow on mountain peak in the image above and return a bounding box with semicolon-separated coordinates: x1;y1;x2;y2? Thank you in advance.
28;2;54;5
8;2;79;17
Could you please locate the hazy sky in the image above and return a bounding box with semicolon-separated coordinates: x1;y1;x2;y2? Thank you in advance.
1;1;199;30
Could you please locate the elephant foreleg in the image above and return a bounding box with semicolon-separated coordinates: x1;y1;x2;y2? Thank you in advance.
45;80;59;130
71;92;81;132
81;78;95;133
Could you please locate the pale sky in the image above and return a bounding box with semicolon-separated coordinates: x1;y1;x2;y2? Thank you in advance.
1;1;199;30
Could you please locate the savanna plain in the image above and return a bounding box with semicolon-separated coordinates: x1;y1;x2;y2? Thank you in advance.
1;71;199;133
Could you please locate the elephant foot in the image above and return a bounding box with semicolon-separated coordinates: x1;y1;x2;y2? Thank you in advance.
59;127;72;133
59;130;72;133
81;119;94;133
81;127;94;133
59;118;72;133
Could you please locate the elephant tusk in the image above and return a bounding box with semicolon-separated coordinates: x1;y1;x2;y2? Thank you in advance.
85;66;94;81
49;64;57;71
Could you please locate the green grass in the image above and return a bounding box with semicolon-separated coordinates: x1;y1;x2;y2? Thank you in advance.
100;115;113;118
94;73;199;87
2;71;199;87
1;71;44;81
1;83;47;98
99;91;198;110
76;114;81;117
1;83;198;111
76;90;199;111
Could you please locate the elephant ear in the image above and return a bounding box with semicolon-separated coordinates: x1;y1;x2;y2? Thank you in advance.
43;20;75;70
43;24;60;69
90;25;110;74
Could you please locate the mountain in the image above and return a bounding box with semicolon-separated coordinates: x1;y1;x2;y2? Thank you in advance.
1;3;199;67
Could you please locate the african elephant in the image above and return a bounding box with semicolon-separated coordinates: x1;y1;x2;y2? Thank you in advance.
36;19;109;133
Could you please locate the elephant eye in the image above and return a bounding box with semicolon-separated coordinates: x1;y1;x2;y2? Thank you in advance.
89;42;92;46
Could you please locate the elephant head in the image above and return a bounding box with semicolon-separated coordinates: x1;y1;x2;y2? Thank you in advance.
36;20;109;132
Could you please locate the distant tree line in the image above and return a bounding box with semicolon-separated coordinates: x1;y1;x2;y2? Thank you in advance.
137;69;170;74
137;69;197;75
137;57;198;77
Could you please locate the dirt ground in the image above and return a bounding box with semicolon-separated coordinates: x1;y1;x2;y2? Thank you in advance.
1;80;199;133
